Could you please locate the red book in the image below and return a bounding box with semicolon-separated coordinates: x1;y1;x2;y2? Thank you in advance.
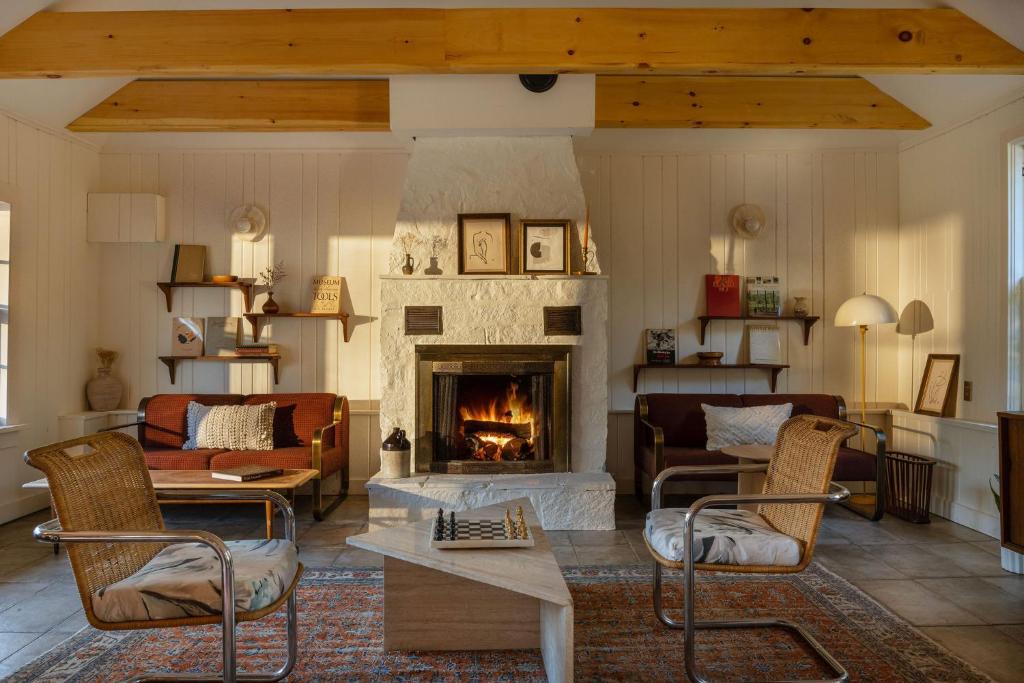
705;274;741;317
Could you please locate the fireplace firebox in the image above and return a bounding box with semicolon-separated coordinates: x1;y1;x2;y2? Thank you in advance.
415;345;572;474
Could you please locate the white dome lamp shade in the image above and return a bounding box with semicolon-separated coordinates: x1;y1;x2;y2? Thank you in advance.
834;294;898;328
834;293;898;431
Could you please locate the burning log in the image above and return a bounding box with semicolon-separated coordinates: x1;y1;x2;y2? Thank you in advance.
501;437;530;461
463;420;532;440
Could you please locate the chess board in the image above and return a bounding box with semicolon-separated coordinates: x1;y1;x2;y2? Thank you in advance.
429;518;535;549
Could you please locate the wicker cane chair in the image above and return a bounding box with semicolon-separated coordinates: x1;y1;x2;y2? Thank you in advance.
644;414;858;683
25;432;304;683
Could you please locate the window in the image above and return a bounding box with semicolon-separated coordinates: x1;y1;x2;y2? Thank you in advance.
0;202;8;424
1010;140;1024;410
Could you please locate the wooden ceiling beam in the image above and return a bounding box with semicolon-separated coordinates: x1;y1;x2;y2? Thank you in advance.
0;8;1021;78
67;79;391;132
595;75;930;130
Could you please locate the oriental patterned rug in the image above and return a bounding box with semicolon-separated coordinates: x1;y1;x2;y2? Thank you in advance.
9;564;989;682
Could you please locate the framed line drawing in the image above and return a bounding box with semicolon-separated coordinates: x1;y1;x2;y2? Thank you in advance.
914;353;960;417
457;213;512;275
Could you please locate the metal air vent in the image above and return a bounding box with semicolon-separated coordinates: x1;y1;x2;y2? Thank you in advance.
405;306;443;335
543;306;582;336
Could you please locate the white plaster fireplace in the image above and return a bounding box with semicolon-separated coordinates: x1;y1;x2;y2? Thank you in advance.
368;136;615;530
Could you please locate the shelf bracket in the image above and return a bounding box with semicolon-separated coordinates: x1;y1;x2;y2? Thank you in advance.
160;357;177;384
770;367;781;393
157;283;173;313
699;318;710;346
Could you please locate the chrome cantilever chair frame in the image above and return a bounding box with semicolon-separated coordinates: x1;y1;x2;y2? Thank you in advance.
32;489;298;683
650;464;852;683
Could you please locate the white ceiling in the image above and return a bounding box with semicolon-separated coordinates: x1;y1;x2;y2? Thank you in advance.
0;1;1021;144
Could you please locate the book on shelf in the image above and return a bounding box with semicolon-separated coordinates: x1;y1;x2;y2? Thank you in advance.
171;317;204;356
310;275;344;314
705;274;741;317
211;465;283;482
205;316;242;356
746;276;782;317
645;328;676;365
235;344;278;356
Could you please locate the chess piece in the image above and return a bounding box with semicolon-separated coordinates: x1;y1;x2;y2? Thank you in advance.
435;508;445;541
504;509;515;539
515;506;528;539
449;511;456;541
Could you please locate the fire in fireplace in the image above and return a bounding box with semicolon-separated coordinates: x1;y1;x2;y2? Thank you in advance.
415;345;571;474
458;376;538;463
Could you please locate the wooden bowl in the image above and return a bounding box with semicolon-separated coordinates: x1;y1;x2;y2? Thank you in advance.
696;352;724;367
211;275;238;283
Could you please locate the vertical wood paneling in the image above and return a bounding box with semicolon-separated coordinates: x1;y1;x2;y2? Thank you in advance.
899;97;1024;421
591;147;898;415
0;113;101;524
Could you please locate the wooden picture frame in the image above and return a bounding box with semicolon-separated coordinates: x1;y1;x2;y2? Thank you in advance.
457;213;512;275
914;353;960;417
520;219;570;275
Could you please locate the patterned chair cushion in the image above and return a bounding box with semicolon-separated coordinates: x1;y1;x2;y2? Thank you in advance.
183;401;276;451
91;539;298;622
645;508;803;566
702;402;793;450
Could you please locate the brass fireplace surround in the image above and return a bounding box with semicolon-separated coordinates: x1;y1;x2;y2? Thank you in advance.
414;344;572;474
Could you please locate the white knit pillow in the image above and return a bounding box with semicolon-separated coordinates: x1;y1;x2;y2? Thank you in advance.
189;402;276;451
702;403;793;451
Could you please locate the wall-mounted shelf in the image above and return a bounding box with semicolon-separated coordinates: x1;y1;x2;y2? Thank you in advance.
159;355;280;384
157;280;255;313
698;315;820;345
633;363;789;393
244;312;351;343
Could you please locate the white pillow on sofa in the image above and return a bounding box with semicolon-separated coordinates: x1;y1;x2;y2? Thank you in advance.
183;401;276;451
701;403;793;451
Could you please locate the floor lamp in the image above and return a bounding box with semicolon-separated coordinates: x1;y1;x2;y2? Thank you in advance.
835;293;898;429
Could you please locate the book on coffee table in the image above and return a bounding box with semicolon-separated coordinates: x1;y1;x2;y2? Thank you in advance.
211;465;284;482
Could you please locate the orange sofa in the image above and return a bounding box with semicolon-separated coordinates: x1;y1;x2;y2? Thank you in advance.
123;393;349;521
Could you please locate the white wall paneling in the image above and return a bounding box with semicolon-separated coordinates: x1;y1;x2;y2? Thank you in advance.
0;111;100;524
898;95;1024;422
578;149;900;490
95;143;901;496
95;149;406;492
891;410;999;538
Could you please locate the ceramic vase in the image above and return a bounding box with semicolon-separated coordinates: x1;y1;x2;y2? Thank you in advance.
401;254;415;275
424;256;442;275
793;296;810;318
262;291;280;314
87;367;122;411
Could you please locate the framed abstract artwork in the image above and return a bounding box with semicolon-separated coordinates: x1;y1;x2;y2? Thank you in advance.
521;219;570;275
457;213;512;275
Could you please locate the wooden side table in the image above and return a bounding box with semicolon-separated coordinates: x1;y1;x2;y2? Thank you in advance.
721;444;774;513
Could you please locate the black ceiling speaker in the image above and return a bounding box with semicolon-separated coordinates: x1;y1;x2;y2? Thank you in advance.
519;74;558;93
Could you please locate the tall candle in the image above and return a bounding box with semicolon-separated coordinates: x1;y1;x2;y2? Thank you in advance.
582;206;590;252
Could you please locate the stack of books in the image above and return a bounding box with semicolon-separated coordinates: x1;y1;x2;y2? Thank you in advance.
235;343;279;356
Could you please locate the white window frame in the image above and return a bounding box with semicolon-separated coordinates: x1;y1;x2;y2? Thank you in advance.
1007;135;1024;411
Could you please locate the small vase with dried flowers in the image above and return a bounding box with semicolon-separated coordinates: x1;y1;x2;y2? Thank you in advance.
257;260;287;314
87;348;122;411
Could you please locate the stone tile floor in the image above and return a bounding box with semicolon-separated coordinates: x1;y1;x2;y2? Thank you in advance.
0;495;1021;681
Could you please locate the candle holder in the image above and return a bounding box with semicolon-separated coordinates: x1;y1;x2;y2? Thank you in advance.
576;246;596;276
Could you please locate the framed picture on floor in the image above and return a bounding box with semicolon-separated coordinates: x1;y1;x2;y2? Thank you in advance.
914;353;960;417
521;219;570;275
457;213;511;275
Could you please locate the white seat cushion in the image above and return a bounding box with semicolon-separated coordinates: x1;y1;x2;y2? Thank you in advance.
91;539;298;622
645;508;803;566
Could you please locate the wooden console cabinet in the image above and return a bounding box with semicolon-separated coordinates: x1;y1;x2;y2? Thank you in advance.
997;412;1024;553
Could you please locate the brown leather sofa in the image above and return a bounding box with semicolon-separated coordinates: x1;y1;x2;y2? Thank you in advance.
117;392;349;521
634;393;885;520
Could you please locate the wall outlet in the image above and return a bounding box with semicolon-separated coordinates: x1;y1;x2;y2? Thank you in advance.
963;380;973;402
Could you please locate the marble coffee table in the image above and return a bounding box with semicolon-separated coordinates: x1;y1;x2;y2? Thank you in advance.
347;498;573;683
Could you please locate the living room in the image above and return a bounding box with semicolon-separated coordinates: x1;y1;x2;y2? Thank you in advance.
0;1;1023;681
